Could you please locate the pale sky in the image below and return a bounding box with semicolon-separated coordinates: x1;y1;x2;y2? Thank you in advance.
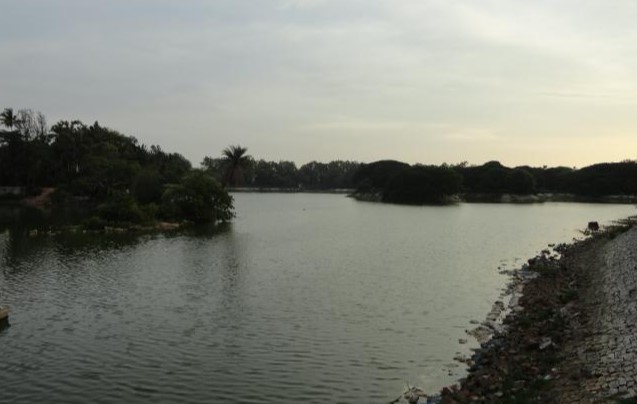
2;0;637;168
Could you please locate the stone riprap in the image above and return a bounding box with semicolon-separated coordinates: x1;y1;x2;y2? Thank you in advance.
440;223;637;403
557;226;637;403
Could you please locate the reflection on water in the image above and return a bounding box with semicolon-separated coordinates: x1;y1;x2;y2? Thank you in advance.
0;206;232;268
0;196;634;403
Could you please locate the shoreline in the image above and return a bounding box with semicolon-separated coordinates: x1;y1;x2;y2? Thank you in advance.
437;218;637;403
351;192;636;205
228;187;354;194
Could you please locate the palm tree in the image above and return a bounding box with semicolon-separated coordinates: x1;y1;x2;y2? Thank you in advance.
0;108;16;130
221;145;251;187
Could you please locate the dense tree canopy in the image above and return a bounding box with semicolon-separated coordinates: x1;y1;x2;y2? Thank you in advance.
569;162;637;196
353;159;637;204
0;108;233;226
457;161;537;195
351;160;410;192
161;170;234;223
383;165;462;204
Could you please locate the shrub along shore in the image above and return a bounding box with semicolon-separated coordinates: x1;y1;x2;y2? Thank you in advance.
435;218;637;403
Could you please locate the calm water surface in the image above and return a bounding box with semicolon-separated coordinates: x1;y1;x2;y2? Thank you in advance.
0;194;634;403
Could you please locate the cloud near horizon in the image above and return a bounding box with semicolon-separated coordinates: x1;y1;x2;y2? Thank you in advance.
1;0;637;168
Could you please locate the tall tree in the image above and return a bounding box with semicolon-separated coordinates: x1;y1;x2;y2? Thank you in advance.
221;145;251;187
0;108;16;130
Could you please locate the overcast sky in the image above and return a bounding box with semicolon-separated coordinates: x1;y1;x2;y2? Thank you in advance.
2;0;637;167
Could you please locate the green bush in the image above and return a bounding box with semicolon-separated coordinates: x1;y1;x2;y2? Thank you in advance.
97;193;144;224
132;169;163;204
83;216;108;230
161;170;234;223
140;203;159;222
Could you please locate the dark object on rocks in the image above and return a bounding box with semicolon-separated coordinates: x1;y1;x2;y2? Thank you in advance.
404;387;426;404
389;386;429;404
587;221;600;232
0;306;9;321
0;306;9;329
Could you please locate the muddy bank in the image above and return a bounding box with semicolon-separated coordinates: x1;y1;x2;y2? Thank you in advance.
440;221;637;403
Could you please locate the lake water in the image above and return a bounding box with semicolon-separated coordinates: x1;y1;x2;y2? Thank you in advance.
0;194;634;403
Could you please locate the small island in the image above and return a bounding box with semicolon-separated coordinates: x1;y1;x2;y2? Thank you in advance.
350;159;637;205
0;108;238;232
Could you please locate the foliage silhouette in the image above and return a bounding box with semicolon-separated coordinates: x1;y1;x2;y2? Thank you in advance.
221;145;251;187
161;170;234;223
0;108;233;225
2;107;637;213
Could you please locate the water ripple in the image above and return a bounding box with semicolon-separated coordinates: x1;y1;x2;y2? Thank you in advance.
1;196;635;402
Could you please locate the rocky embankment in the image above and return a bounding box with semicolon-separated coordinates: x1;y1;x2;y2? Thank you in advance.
439;221;637;403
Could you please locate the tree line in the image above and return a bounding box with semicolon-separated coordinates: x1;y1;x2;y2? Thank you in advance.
199;154;637;202
2;107;636;212
353;159;637;204
201;155;361;190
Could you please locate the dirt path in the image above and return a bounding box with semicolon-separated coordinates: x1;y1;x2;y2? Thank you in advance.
23;187;55;207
